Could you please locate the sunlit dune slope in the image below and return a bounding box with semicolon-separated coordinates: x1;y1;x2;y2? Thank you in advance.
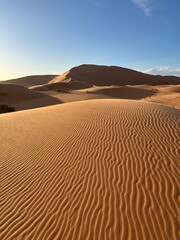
1;99;179;240
132;84;180;109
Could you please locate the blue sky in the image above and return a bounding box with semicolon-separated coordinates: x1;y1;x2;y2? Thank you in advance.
0;0;180;80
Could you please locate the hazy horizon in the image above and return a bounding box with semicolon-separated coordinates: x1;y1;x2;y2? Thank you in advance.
0;0;180;80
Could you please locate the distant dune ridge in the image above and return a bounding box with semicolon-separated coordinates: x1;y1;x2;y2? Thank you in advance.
30;64;180;91
50;64;180;85
1;99;179;239
2;65;180;90
3;74;58;87
1;64;180;110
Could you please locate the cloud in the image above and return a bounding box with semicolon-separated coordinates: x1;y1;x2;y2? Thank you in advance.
140;66;180;76
131;0;152;16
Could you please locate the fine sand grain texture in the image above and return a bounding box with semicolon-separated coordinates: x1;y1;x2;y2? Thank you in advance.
0;100;180;240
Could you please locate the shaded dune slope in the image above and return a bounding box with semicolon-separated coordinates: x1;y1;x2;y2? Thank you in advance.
33;80;90;91
3;75;58;88
1;100;179;239
87;86;155;99
0;84;61;110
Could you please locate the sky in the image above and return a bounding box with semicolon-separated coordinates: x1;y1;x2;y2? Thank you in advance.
0;0;180;80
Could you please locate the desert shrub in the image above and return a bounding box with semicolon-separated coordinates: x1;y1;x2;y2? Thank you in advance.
56;89;70;93
0;104;16;114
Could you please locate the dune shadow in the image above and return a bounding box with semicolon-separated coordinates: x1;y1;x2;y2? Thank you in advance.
22;92;63;109
0;86;63;111
89;87;155;100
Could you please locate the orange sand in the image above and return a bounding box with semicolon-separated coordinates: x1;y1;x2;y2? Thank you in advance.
1;99;179;239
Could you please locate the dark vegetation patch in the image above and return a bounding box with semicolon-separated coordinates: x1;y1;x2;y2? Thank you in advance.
0;104;16;114
56;89;71;93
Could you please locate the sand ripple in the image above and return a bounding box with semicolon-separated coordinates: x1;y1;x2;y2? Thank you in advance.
0;100;179;240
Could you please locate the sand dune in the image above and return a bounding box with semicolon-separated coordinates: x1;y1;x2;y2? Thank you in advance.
50;64;180;86
32;64;180;91
1;82;179;111
27;65;180;110
156;85;180;92
28;84;180;110
84;85;155;99
1;65;179;111
32;80;90;91
0;84;61;110
3;75;58;88
1;99;179;240
40;85;155;107
148;93;180;109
